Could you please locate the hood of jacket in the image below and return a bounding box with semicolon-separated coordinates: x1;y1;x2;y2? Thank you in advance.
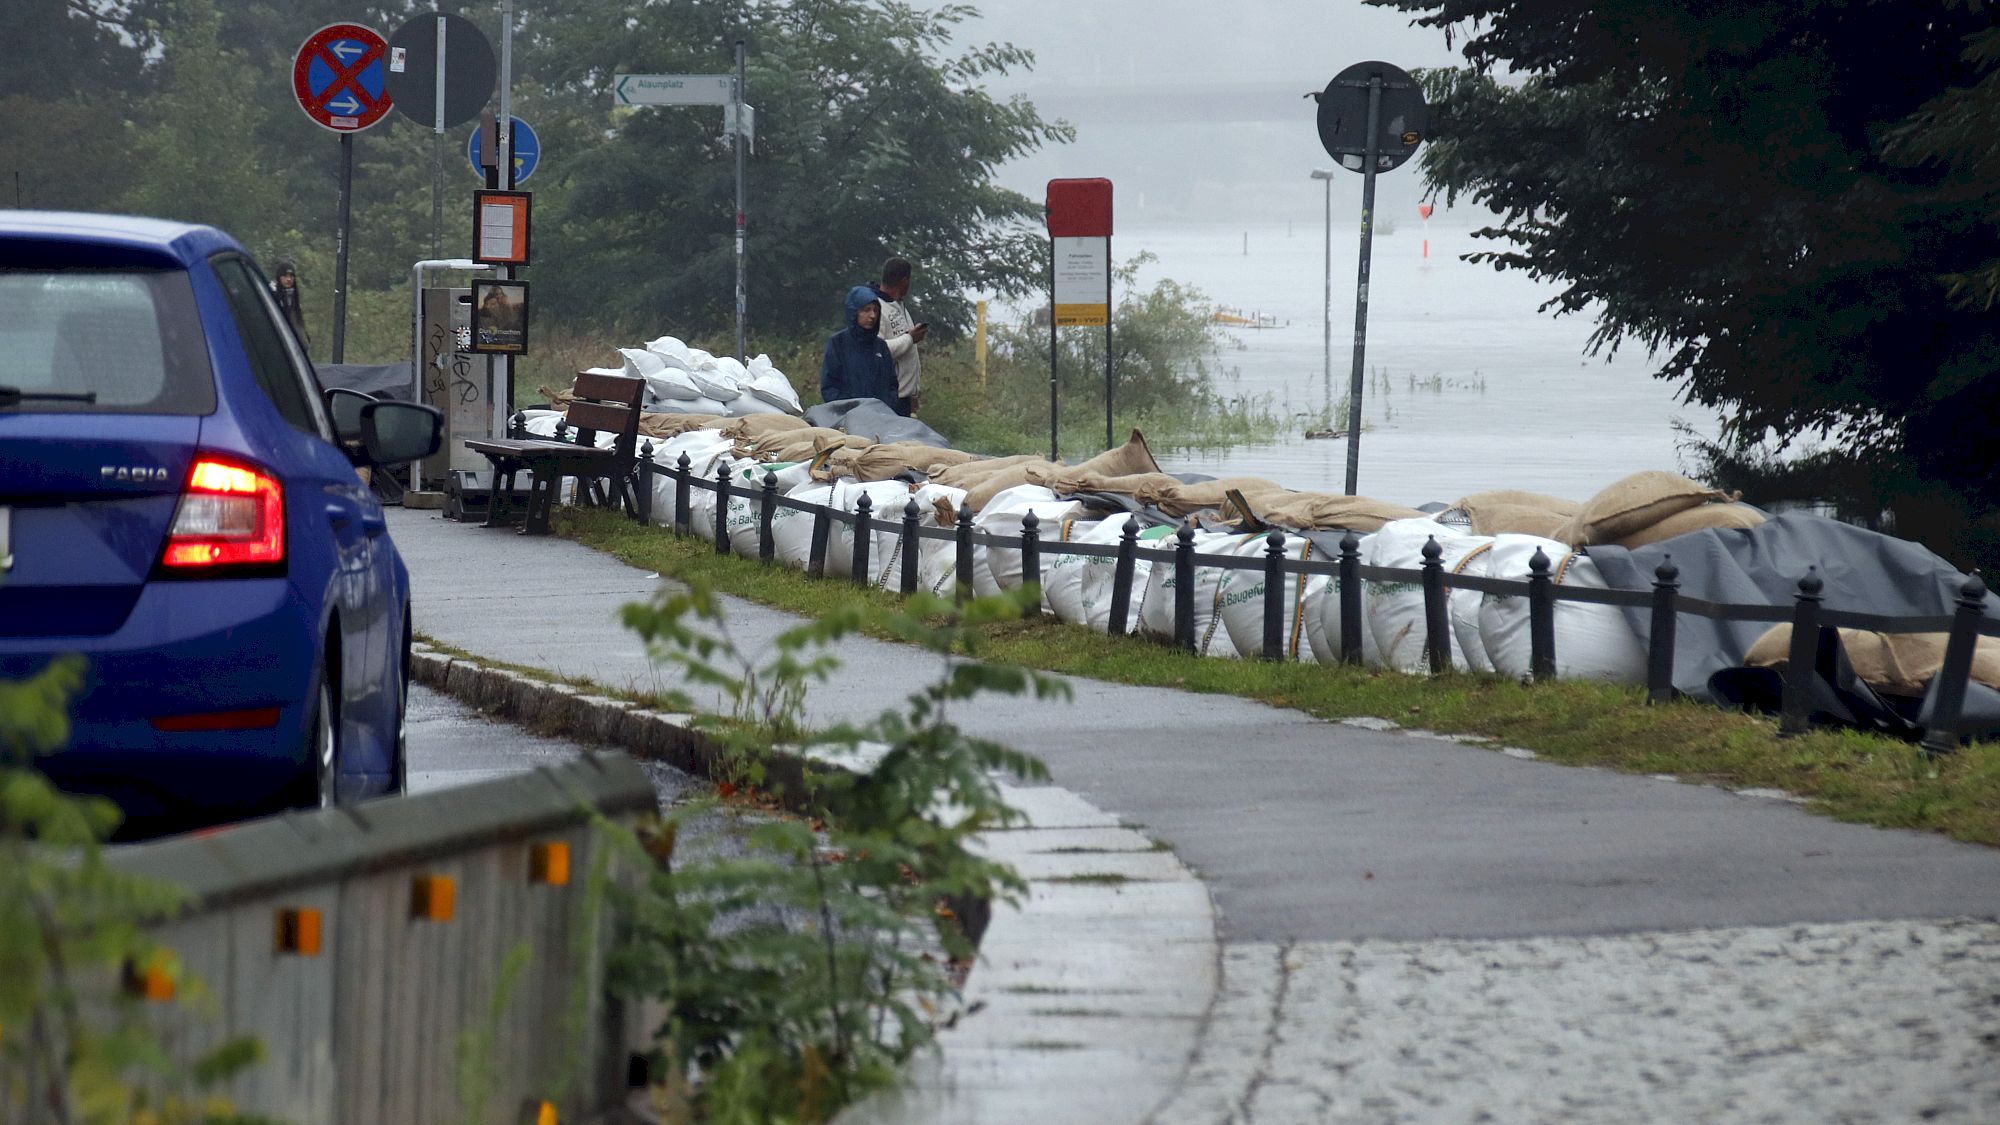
843;285;882;336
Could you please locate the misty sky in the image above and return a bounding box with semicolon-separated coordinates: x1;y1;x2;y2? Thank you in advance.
933;0;1469;225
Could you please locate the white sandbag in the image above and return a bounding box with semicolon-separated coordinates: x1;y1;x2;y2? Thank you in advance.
773;479;831;568
726;394;790;417
650;435;736;537
1303;534;1381;666
981;500;1084;595
643;368;705;407
519;409;563;437
645;336;693;369
1045;516;1121;626
746;368;804;414
1217;532;1329;662
688;366;742;404
912;483;970;596
724;461;815;557
619;347;666;377
1137;529;1251;658
1451;540;1497;674
1477;536;1648;684
809;479;915;583
971;485;1063;594
1364;519;1494;675
1084;521;1177;634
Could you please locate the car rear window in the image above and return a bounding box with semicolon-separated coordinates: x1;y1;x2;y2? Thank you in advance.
0;269;214;415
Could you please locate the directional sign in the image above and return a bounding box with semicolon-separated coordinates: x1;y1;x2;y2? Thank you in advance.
384;13;497;129
467;116;541;185
292;23;392;132
1316;60;1427;174
614;74;735;107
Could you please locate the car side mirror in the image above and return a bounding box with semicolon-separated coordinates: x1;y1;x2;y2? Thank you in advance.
325;387;373;445
359;400;443;466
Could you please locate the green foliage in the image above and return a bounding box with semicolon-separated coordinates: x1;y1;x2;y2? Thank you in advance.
0;657;270;1123
608;583;1054;1122
1371;0;2000;563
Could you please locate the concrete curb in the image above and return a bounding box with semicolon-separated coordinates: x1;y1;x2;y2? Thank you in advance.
413;644;1223;1123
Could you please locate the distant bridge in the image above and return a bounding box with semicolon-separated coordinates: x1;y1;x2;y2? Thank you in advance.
1012;81;1325;126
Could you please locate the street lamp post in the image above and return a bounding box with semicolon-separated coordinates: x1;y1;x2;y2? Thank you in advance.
1310;169;1334;430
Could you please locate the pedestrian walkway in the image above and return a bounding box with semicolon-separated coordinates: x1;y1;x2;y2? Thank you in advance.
393;508;2000;1122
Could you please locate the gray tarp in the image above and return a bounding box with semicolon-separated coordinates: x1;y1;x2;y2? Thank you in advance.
315;363;417;402
803;398;950;447
1586;512;2000;736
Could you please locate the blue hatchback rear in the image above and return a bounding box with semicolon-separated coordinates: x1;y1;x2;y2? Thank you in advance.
0;212;414;835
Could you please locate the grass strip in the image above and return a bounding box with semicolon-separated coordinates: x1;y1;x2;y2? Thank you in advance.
559;508;2000;848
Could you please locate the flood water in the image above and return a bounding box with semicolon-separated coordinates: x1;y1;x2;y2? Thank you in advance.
1115;221;1722;508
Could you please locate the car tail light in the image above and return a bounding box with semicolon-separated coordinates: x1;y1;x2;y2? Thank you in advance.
159;456;285;573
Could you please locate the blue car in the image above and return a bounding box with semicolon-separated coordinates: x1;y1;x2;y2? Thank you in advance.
0;212;441;836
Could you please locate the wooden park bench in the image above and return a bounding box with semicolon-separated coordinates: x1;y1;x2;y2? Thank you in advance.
464;370;645;535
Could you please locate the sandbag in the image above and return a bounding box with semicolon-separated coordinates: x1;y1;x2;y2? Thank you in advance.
1743;626;2000;698
1614;502;1767;548
687;360;743;403
744;354;804;414
1244;492;1428;533
726;394;789;418
1026;468;1183;498
718;413;811;441
963;463;1063;513
637;412;727;441
1452;490;1581;516
928;454;1057;490
1137;477;1291;519
1217;533;1329;661
1362;520;1494;674
645;336;693;369
1477;535;1648;684
644;433;736;530
1563;471;1731;546
1068;429;1162;479
1458;504;1573;538
912;483;971;597
780;479;912;582
1304;534;1382;667
1069;518;1175;634
849;443;979;481
973;486;1067;593
1137;530;1251;658
618;348;667;377
723;461;814;557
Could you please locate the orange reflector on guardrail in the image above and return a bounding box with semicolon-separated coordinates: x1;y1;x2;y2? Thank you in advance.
526;1099;559;1125
124;956;176;1002
530;841;571;886
276;907;323;955
411;875;456;921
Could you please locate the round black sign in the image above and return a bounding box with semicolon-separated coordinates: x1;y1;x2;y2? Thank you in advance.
384;13;496;129
1316;60;1427;174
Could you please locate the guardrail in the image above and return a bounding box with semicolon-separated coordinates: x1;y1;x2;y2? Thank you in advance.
608;444;1997;753
90;754;655;1125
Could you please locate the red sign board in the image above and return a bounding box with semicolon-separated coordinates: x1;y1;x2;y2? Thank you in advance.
292;23;393;133
1046;178;1113;238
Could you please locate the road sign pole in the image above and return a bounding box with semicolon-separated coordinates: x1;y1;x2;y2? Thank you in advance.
1343;76;1382;496
1105;232;1114;452
734;39;747;364
333;133;354;362
1049;244;1058;462
498;0;516;425
431;15;447;260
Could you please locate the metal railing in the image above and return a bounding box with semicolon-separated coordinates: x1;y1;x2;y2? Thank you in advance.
626;446;1997;753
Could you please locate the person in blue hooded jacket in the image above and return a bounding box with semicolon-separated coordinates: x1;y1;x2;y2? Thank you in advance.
819;285;903;412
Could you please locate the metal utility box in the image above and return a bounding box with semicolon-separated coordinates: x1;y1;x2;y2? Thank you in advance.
416;286;498;489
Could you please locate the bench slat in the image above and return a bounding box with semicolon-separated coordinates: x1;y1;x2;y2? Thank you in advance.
573;370;645;405
566;399;638;435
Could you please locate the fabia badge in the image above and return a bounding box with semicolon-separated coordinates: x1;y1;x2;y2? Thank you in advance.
101;465;172;484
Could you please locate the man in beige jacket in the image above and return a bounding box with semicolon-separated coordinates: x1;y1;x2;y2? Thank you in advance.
874;256;928;416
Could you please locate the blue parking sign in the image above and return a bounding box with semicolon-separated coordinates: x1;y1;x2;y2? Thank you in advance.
467;116;541;186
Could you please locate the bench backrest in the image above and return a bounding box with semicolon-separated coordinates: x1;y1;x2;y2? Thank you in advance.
565;371;645;465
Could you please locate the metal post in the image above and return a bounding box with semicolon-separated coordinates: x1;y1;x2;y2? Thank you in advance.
1421;536;1450;675
1920;573;1988;756
900;498;920;596
1262;529;1287;661
673;453;691;535
1311;169;1333;427
1108;517;1138;635
636;441;654;525
1173;525;1196;652
1048;241;1059;462
333;133;353;362
734;39;747;364
497;0;517;421
1105;232;1115;452
1339;530;1363;665
759;471;777;564
1343;76;1383;495
713;463;732;554
431;14;447;260
1779;567;1825;736
807;504;830;578
1647;556;1679;704
955;505;976;603
851;492;873;587
1527;547;1557;683
1020;510;1042;618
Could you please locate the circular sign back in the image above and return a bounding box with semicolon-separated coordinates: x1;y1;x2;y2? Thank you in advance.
384;13;498;130
292;23;393;133
1316;60;1427;174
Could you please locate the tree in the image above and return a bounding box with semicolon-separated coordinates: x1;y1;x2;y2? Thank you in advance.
1368;0;2000;560
515;0;1071;338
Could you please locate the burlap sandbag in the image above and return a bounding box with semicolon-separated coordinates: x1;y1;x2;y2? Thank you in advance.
1020;467;1183;497
1563;471;1731;546
1136;477;1290;518
1068;429;1162;478
1744;625;2000;697
1465;504;1574;538
1453;489;1581;516
637;412;728;439
847;442;978;481
928;454;1056;489
1614;503;1767;548
963;463;1063;513
719;413;811;440
1245;492;1427;533
750;427;858;464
